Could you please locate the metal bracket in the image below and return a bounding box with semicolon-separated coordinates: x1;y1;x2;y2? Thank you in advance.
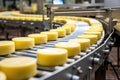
46;6;55;29
42;20;50;31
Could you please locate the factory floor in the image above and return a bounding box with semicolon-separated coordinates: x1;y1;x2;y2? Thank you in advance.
106;47;120;80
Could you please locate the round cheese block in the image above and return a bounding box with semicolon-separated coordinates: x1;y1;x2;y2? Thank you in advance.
7;17;14;20
57;27;71;35
0;41;15;55
18;17;26;21
40;31;58;41
28;34;47;45
50;29;66;37
55;42;80;57
37;48;67;66
78;35;98;44
70;24;76;32
90;23;103;27
69;39;90;51
12;17;20;21
0;71;6;80
87;26;103;33
84;31;102;39
63;27;71;35
12;37;35;50
64;24;76;32
24;17;32;21
90;25;103;29
80;18;89;23
0;57;37;80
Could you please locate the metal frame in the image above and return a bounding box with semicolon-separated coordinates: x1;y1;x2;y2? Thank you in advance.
1;19;115;80
0;18;113;80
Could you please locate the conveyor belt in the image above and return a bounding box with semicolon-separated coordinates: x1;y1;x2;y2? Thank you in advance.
14;21;90;56
0;20;106;80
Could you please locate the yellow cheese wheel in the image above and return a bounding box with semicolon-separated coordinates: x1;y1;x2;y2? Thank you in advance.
7;17;14;20
50;29;66;37
26;17;35;21
70;24;76;32
0;57;37;80
87;29;102;33
28;34;47;45
0;71;6;80
57;27;71;35
69;39;90;51
91;26;103;30
0;41;15;55
63;24;76;32
78;35;98;44
63;27;71;35
90;23;103;27
84;31;102;39
12;17;20;20
55;42;80;57
40;31;58;41
18;17;26;21
37;48;67;66
80;18;90;23
87;26;103;33
12;37;35;50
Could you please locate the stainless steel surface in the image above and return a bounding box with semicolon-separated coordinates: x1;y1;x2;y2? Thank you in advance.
46;3;104;8
54;10;106;15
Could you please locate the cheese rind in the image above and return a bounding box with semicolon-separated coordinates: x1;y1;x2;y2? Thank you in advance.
78;35;98;44
55;42;80;57
37;48;67;66
0;71;6;80
0;41;15;55
40;31;58;41
0;57;37;80
12;37;35;50
28;34;47;44
69;39;90;51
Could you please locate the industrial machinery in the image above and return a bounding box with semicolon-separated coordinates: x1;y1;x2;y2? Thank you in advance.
0;0;119;80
